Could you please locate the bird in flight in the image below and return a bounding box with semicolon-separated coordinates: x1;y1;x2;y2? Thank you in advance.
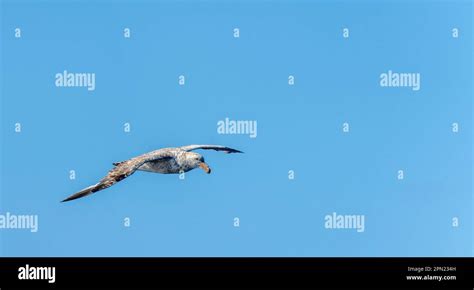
61;145;243;202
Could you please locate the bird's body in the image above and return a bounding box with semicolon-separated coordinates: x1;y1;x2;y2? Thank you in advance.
118;148;185;174
62;145;242;202
136;154;181;174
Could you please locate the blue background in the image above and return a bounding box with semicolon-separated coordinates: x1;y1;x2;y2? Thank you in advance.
0;0;472;256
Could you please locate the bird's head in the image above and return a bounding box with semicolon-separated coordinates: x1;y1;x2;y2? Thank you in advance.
186;152;211;174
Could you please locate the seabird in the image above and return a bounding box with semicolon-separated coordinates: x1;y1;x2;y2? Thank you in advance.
61;145;243;202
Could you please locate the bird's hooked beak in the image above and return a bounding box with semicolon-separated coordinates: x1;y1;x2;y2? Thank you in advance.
199;162;211;174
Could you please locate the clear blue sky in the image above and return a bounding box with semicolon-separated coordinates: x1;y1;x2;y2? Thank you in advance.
1;0;472;257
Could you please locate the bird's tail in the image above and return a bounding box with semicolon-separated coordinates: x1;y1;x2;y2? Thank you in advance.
61;184;98;202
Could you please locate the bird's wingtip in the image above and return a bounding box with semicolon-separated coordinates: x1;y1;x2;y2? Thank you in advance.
229;148;244;154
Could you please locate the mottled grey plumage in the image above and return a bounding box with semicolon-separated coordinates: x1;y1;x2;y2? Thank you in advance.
61;145;243;202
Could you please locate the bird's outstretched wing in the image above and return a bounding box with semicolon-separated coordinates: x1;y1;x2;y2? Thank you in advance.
62;150;173;202
180;145;243;154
